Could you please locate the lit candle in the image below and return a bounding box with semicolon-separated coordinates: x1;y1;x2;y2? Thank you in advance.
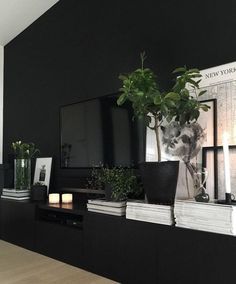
49;193;60;204
62;193;73;204
223;132;231;194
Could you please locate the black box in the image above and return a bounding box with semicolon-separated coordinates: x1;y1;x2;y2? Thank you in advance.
31;185;47;201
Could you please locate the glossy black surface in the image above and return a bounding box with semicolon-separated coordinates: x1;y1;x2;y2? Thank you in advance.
38;201;87;215
60;94;145;168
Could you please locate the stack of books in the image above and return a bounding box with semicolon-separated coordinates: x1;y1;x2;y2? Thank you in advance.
87;199;126;216
126;200;174;225
1;188;31;201
174;199;236;236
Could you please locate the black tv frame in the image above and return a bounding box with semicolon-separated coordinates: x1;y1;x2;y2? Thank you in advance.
59;92;145;169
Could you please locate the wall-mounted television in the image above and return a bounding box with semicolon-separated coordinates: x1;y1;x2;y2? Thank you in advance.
60;93;145;168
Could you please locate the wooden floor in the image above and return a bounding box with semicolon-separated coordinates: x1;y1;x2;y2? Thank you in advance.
0;240;117;284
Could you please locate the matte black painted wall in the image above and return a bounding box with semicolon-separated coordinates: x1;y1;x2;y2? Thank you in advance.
4;0;236;189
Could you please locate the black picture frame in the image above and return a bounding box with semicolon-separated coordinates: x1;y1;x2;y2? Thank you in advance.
202;145;236;199
198;98;217;148
197;99;217;199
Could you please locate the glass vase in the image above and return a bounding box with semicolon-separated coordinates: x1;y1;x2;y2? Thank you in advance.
185;162;209;202
14;159;31;190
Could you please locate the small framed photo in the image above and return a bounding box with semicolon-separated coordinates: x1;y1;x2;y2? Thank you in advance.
33;157;52;195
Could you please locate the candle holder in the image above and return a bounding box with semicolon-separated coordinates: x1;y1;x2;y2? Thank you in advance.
49;193;60;204
217;193;236;205
62;193;73;204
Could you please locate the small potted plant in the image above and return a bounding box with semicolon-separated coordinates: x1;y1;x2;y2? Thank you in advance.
90;166;142;201
31;182;47;201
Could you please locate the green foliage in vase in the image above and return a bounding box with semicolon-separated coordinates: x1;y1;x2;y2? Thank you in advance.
90;166;142;201
117;52;180;162
14;158;31;190
12;141;40;159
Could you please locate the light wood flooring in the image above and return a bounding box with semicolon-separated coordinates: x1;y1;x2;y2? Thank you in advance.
0;240;118;284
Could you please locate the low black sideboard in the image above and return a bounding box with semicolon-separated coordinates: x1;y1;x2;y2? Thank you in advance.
0;198;236;284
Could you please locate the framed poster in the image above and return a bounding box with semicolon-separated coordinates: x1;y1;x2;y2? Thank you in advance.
33;157;52;195
196;62;236;146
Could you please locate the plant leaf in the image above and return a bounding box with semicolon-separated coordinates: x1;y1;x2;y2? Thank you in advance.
186;68;200;74
137;91;144;96
198;90;207;96
154;96;161;105
164;92;180;101
117;94;126;105
173;67;186;74
200;104;210;111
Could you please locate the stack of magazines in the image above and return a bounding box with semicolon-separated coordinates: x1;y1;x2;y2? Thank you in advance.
126;200;174;225
87;199;126;216
1;188;31;201
175;199;236;236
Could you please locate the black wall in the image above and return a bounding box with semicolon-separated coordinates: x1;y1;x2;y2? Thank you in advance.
4;0;236;189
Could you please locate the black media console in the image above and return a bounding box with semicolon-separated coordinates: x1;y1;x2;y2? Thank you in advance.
0;198;236;284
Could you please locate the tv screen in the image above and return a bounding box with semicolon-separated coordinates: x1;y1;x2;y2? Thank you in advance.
60;94;145;168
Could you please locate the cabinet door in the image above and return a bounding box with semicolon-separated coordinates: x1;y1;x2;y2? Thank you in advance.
157;227;212;284
123;219;159;284
197;232;236;284
0;200;36;250
35;221;84;268
84;212;125;282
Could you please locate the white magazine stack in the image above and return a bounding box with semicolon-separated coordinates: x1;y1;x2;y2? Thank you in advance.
87;199;126;216
1;188;31;200
126;200;174;225
175;199;236;236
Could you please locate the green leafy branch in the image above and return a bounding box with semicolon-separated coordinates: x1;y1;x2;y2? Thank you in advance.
170;66;210;125
117;52;180;161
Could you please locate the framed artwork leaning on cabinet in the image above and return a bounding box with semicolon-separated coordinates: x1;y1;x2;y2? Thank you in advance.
33;157;52;195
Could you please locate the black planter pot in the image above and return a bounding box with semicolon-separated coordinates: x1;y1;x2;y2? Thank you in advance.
31;185;47;201
139;161;179;205
105;184;113;201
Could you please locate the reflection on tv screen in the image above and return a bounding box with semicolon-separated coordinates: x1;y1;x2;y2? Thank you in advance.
60;94;145;168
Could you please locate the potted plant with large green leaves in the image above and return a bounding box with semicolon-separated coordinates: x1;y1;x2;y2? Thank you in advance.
161;67;210;201
117;52;180;204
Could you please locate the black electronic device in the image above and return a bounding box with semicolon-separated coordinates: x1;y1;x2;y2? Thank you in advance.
60;93;145;168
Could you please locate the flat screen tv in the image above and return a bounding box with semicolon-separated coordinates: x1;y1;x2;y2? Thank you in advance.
60;93;145;168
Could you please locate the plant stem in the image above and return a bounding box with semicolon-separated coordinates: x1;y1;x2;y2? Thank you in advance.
185;163;191;199
154;116;161;162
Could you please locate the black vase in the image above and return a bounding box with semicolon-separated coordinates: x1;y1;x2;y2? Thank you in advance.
105;184;113;201
139;161;179;205
31;185;47;201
